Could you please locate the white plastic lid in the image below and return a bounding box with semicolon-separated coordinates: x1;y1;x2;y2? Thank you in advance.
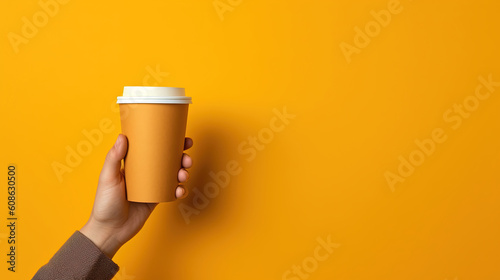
117;86;192;104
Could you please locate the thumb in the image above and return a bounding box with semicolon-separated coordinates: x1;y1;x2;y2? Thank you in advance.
99;134;128;184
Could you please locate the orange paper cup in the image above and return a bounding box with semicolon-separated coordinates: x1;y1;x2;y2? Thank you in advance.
117;87;192;203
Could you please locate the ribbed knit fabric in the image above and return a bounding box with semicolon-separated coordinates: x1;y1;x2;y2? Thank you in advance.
32;231;119;280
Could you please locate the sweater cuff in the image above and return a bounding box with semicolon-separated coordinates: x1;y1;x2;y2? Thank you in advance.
34;231;119;280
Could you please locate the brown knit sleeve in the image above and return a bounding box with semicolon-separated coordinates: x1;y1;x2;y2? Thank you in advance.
32;231;119;280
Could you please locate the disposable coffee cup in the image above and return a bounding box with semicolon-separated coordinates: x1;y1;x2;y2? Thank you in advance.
117;87;192;203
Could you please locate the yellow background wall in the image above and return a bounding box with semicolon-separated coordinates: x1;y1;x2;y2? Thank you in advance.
1;0;500;279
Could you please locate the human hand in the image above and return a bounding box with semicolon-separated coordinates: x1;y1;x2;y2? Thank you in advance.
80;134;193;258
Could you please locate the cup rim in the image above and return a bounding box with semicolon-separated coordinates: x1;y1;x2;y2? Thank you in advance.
117;96;192;104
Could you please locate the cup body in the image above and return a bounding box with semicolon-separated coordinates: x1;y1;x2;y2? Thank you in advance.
117;86;191;203
119;103;189;203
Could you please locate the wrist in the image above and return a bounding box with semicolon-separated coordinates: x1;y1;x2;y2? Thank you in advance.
80;218;122;259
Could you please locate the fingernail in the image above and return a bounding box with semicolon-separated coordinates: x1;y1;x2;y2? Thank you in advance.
176;186;187;199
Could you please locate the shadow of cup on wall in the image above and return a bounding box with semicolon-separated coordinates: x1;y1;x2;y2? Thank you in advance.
173;119;244;226
133;113;257;279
